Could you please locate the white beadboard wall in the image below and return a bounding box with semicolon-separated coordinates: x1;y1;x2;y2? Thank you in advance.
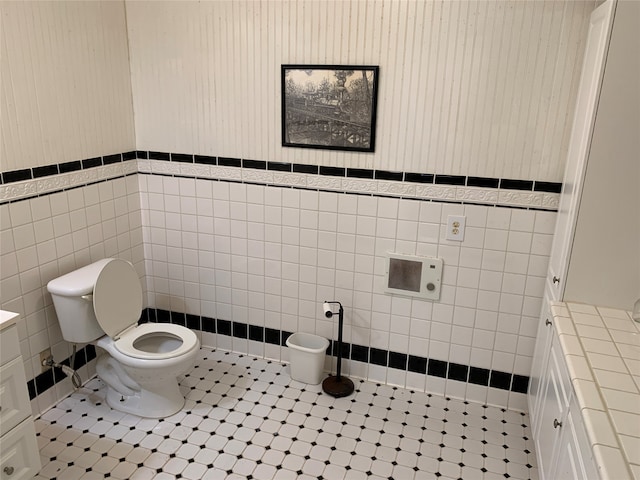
0;1;135;171
126;0;596;182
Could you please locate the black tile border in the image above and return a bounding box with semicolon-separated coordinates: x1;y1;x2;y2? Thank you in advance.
268;161;292;172
347;168;374;179
143;308;528;393
1;150;563;194
171;153;194;163
1;150;562;213
0;152;135;185
103;153;122;165
33;165;60;178
374;170;403;182
243;159;267;170
28;306;530;401
500;179;534;191
28;343;97;400
218;157;241;167
319;166;346;177
435;174;466;186
293;163;318;175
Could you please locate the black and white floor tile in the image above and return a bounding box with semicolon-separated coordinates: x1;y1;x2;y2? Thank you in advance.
35;349;539;480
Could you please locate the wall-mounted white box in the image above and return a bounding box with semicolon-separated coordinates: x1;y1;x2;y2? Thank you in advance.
385;253;443;301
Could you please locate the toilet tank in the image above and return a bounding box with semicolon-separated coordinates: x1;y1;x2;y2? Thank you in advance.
47;259;112;343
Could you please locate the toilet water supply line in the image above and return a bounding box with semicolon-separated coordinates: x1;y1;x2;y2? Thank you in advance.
42;344;82;390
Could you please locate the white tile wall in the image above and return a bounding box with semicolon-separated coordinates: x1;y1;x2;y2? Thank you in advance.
0;174;144;415
141;173;555;408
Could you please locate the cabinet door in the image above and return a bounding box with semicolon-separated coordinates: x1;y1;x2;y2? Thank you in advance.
528;296;553;439
0;357;31;434
554;408;593;480
555;394;599;480
0;419;41;480
547;0;615;301
535;337;569;480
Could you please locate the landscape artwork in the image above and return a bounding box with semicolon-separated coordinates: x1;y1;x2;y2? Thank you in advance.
281;65;379;152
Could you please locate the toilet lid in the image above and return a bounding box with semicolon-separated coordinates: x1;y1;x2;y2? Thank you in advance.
93;259;143;339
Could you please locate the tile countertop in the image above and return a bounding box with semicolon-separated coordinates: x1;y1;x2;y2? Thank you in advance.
0;309;19;331
550;302;640;480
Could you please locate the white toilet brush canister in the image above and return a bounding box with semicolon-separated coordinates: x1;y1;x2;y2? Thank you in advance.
322;301;355;397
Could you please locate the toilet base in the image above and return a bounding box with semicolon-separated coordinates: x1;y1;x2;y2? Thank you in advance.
103;380;185;418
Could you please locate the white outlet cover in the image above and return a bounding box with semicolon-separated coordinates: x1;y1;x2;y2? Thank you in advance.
446;215;466;241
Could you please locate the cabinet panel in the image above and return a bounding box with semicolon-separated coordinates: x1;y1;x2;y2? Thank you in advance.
547;0;615;302
528;297;553;439
555;407;594;480
534;327;579;480
0;419;40;480
0;357;31;434
536;344;566;480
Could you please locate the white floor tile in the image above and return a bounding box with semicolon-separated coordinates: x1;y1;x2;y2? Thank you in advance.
34;348;539;480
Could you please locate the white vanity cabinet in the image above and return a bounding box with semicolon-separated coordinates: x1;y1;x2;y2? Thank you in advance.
0;312;41;480
530;0;638;477
530;314;597;480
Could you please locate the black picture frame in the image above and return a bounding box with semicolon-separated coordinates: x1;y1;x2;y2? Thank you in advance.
281;65;379;153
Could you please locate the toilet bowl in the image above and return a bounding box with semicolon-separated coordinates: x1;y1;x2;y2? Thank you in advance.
47;258;200;418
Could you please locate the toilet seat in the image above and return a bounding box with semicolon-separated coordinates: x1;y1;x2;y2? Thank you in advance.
114;323;199;360
93;259;198;361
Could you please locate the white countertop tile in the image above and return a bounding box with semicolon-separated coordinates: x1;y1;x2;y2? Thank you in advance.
558;334;585;356
572;311;606;327
609;410;640;438
573;378;605;410
602;316;638;332
566;354;595;380
618;343;640;361
588;352;629;373
619;435;640;469
582;408;620;448
581;337;621;356
601;388;640;412
555;315;577;335
575;323;611;341
597;306;632;320
593;445;633;480
592;369;638;393
566;303;599;315
625;359;640;376
554;302;639;480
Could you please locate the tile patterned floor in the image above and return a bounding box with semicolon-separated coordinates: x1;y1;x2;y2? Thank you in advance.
34;348;539;480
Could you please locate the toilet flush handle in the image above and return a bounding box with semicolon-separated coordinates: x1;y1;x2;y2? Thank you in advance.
81;294;93;301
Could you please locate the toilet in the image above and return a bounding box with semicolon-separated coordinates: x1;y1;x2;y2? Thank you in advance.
47;258;200;418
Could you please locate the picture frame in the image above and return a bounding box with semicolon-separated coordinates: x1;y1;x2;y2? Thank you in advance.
281;65;379;152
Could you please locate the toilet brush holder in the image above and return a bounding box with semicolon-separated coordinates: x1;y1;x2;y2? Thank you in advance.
321;301;355;398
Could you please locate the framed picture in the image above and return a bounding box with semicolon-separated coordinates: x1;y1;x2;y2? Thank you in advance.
281;65;379;152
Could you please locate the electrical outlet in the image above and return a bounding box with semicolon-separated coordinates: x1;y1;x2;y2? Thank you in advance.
40;348;52;372
446;215;466;241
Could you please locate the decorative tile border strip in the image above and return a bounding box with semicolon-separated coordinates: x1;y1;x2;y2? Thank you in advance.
1;151;561;210
0;153;138;204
